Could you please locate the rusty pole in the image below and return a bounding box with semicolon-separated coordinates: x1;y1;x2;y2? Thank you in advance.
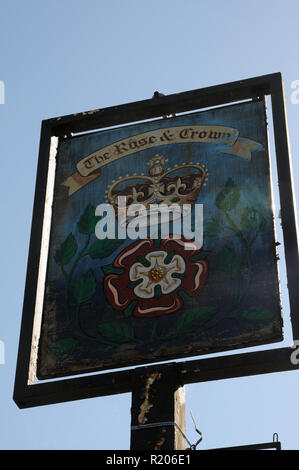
130;365;186;450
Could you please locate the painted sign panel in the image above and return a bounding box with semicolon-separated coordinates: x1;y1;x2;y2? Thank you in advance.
37;99;283;379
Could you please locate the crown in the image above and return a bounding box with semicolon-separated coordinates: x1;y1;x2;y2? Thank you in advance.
105;154;208;213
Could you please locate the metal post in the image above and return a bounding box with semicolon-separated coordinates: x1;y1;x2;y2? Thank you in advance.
130;365;186;450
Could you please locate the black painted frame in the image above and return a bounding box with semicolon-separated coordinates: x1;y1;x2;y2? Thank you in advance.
14;73;299;408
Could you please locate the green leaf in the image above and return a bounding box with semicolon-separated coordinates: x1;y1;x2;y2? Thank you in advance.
123;300;138;318
178;290;193;306
54;233;77;265
215;178;240;212
238;306;275;330
77;203;101;235
205;217;223;237
152;228;162;248
73;269;97;304
172;272;185;279
154;284;162;299
51;338;79;356
88;238;124;259
102;264;125;276
240;207;266;233
218;246;242;279
98;321;134;343
177;306;217;331
190;251;210;262
164;251;175;264
128;278;143;289
137;255;151;267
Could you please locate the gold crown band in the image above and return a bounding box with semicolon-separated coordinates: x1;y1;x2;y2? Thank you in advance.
106;155;207;209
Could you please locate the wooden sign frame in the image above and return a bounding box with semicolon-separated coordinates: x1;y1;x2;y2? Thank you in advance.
14;73;299;409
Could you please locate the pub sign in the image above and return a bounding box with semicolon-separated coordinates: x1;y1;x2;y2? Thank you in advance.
36;98;282;379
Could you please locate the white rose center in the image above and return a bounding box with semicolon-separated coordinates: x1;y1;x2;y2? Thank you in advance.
129;250;186;299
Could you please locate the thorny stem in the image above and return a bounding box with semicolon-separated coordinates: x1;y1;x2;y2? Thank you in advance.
60;234;91;324
224;211;248;248
60;264;71;323
151;318;158;340
70;234;91;280
73;302;116;346
237;247;252;305
210;210;254;320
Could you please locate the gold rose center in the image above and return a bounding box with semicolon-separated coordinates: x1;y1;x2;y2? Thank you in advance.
148;266;166;283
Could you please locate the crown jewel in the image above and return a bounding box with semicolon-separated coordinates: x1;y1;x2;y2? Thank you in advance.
106;154;207;211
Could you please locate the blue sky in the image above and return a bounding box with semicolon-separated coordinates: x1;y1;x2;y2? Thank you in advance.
1;0;299;450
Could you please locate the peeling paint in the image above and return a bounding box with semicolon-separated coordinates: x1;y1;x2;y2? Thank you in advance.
138;372;161;425
154;437;165;450
80;109;101;116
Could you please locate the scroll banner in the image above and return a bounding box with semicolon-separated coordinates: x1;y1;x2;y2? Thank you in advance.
63;125;263;196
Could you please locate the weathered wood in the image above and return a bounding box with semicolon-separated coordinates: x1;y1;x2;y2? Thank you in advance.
13;121;53;394
14;345;299;409
130;365;186;450
271;78;299;341
49;73;274;136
